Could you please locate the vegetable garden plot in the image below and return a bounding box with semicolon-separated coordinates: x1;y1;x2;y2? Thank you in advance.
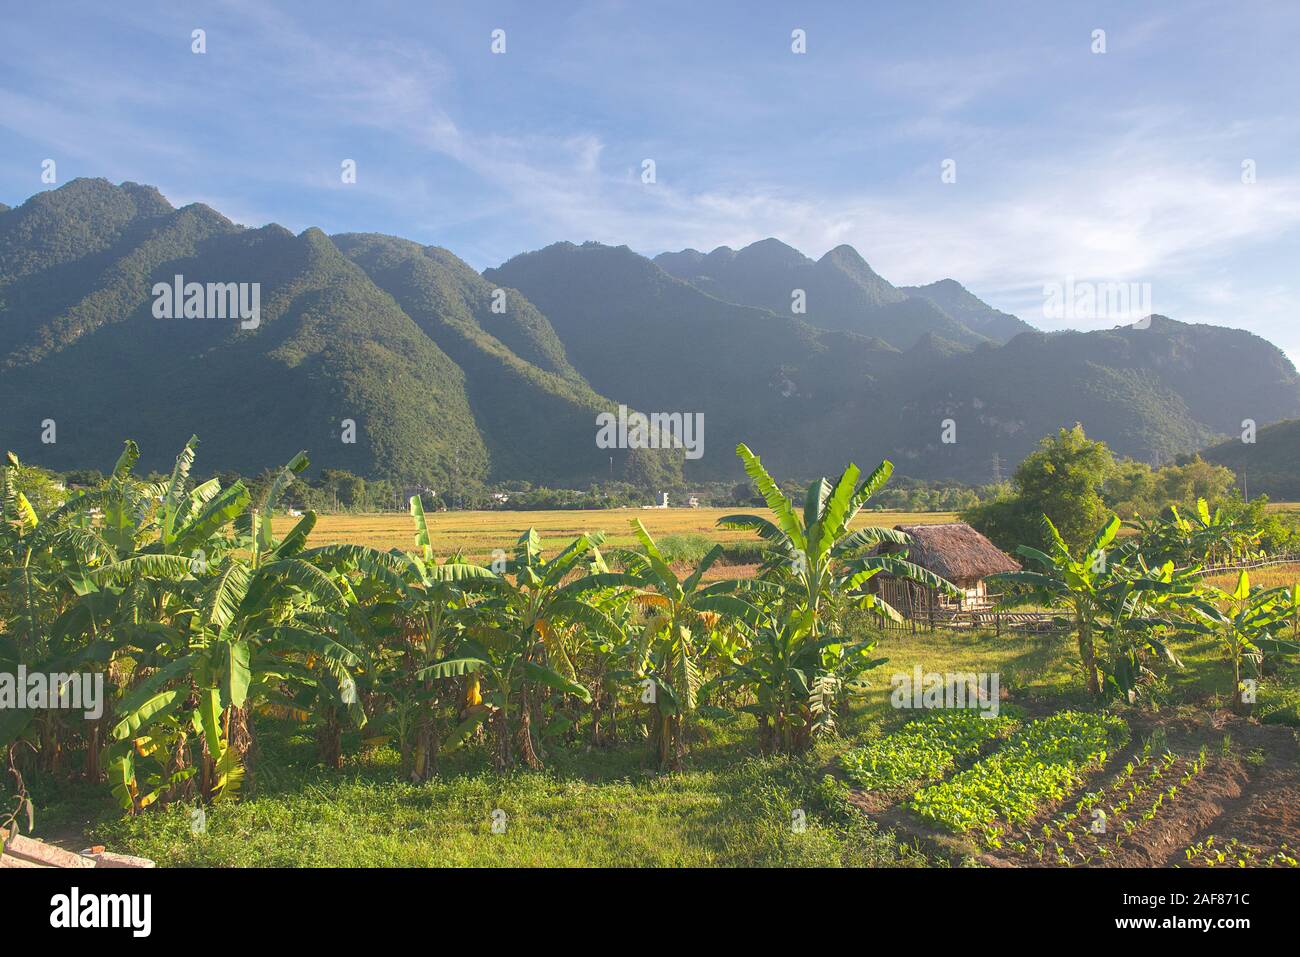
988;722;1300;868
908;711;1130;844
839;710;1020;793
1171;721;1300;869
841;710;1300;869
994;739;1215;865
1181;836;1298;868
966;714;1299;868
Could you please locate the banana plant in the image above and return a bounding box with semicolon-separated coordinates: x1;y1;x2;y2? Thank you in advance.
3;439;231;782
1130;498;1262;568
0;452;64;751
1089;557;1201;701
98;445;361;810
366;496;498;780
1178;498;1262;566
715;445;956;749
990;513;1195;699
707;602;887;754
423;529;613;770
615;519;761;770
991;515;1123;696
717;444;955;636
1182;570;1300;712
573;577;640;748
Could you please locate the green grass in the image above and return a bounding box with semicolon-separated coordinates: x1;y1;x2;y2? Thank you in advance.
28;712;930;868
845;619;1083;715
646;533;717;565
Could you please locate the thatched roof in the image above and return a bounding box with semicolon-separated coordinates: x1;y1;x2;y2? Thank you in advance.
880;523;1019;586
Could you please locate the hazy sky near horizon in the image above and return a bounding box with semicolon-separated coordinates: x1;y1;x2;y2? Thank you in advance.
2;1;1298;357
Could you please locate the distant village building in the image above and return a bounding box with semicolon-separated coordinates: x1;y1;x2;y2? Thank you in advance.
491;492;510;506
871;522;1019;613
403;485;438;507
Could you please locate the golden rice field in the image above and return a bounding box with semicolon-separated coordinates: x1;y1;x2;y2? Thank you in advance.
1204;563;1300;591
275;507;960;563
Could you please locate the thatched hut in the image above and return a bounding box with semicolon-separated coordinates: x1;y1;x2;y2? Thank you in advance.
873;522;1019;614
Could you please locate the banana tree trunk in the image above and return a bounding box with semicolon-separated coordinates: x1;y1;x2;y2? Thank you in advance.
1078;613;1101;697
411;716;438;782
517;684;542;769
84;720;102;783
229;705;255;792
493;707;512;771
317;708;343;770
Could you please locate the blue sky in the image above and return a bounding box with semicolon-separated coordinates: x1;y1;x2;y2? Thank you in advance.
2;1;1298;357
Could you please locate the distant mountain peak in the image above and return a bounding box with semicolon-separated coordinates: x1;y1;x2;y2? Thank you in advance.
735;237;808;265
817;243;893;290
819;243;870;267
175;201;236;229
35;177;176;215
901;277;1034;345
118;180;171;204
1124;314;1175;330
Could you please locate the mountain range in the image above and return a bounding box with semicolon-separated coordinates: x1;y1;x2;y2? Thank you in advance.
1;178;1297;490
1202;418;1300;500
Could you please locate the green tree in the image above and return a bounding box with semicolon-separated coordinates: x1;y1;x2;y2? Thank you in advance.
965;424;1114;553
320;469;367;510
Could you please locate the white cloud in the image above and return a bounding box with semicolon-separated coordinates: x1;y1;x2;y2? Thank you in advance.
6;0;1295;361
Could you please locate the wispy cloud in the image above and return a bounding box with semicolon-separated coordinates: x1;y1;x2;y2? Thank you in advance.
1;1;1296;359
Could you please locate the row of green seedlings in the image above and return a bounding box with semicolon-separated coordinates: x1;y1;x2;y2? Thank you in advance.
907;711;1131;848
1181;836;1299;868
838;710;1021;792
1003;736;1211;865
